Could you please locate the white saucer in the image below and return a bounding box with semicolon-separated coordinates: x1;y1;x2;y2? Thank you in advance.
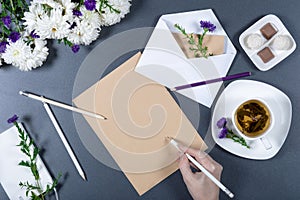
211;80;292;160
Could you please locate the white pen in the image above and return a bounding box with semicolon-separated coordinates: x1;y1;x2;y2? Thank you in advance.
43;102;86;181
19;91;107;120
167;137;234;198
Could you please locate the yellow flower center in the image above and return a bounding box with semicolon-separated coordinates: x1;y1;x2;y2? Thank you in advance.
13;50;20;57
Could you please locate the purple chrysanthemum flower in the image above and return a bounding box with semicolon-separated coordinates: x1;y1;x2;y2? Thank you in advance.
30;30;40;39
7;114;19;124
84;0;96;11
9;32;21;43
73;9;82;17
218;127;228;139
217;117;227;129
200;20;216;32
71;44;80;53
2;16;11;27
0;41;8;53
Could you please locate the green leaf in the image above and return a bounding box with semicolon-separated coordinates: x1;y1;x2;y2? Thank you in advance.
19;160;30;167
30;162;40;181
32;147;40;161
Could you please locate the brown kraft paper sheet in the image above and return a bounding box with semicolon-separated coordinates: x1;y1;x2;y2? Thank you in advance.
73;52;207;195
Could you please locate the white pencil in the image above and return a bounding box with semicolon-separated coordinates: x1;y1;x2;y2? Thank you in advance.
167;137;234;198
43;102;86;181
19;91;106;120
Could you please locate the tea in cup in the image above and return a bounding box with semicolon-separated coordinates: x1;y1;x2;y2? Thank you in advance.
232;98;273;149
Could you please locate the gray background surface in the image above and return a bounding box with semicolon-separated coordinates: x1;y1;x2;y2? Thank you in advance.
1;0;300;199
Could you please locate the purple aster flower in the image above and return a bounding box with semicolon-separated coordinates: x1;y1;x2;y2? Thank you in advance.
30;30;40;39
200;20;216;32
7;114;19;124
0;41;8;53
9;32;21;43
2;16;11;27
216;117;227;129
71;44;80;53
84;0;96;11
73;9;82;17
218;127;228;139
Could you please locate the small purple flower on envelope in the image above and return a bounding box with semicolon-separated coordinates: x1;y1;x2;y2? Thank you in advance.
7;114;18;124
200;20;216;32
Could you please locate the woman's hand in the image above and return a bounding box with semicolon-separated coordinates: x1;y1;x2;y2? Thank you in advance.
179;148;223;200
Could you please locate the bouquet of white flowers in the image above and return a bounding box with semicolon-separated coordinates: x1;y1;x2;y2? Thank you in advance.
0;0;131;71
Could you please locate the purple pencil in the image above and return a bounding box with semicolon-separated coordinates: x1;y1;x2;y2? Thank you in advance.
171;72;252;91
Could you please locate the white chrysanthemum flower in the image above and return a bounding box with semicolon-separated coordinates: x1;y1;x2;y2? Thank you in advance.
97;0;131;26
80;6;101;28
36;8;71;39
30;39;49;69
23;3;47;32
67;19;100;45
2;39;31;71
59;0;78;20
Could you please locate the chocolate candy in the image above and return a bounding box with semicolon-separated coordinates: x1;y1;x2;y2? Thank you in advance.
257;47;275;63
260;23;277;40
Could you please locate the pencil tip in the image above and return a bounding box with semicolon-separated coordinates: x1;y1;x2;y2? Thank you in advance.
170;88;176;92
81;173;87;181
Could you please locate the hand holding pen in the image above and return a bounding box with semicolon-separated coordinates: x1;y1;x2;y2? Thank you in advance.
167;137;234;199
179;148;224;200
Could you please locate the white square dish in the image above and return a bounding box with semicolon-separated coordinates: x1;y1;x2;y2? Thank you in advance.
239;14;296;71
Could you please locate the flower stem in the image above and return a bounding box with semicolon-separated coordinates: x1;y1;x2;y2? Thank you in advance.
226;129;250;148
8;0;21;32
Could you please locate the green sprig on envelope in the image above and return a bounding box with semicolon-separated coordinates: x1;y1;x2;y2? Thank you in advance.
7;115;61;200
174;20;216;58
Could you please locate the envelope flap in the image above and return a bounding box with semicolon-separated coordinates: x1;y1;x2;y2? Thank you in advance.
145;18;185;57
209;54;236;75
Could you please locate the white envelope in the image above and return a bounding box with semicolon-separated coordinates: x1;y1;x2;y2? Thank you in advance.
135;9;236;107
0;124;53;200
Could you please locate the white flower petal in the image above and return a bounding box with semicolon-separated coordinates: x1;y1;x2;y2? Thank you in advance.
68;19;100;45
97;0;131;26
36;8;71;39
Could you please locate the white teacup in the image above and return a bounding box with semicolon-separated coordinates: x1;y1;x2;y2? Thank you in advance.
232;98;274;150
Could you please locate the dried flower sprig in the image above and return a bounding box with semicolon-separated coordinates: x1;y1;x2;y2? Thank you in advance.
174;20;216;58
7;114;61;200
217;117;250;149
